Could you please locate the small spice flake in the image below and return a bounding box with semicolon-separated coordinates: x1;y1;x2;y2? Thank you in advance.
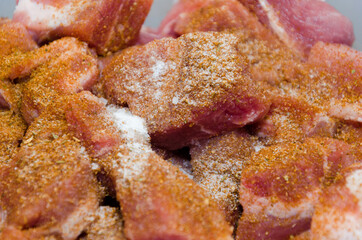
23;135;33;145
283;175;289;182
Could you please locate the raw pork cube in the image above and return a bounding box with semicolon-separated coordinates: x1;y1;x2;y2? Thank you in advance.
236;138;359;240
13;0;153;55
238;0;355;56
102;32;270;150
65;92;234;240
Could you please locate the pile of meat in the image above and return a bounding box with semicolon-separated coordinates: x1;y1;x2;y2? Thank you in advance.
0;0;361;239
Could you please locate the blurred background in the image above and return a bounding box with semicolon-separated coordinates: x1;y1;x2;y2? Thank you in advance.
0;0;361;50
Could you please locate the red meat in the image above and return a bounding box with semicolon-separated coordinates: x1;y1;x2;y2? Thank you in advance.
102;32;270;150
13;0;153;55
236;138;359;239
238;0;355;56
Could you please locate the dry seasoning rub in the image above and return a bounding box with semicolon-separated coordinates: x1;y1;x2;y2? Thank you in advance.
13;0;153;55
65;92;233;240
0;18;37;56
0;0;360;238
102;31;270;150
0;37;99;124
190;130;259;225
236;137;359;240
0;97;100;239
0;110;26;163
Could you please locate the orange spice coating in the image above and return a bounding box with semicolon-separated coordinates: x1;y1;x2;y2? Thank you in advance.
0;95;101;239
0;18;37;57
102;31;270;149
0;110;26;164
253;95;336;146
79;206;126;240
98;149;233;240
190;130;259;226
0;37;99;124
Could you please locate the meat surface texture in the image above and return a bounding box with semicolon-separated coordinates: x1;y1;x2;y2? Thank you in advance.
0;96;100;240
0;18;37;57
258;41;362;125
308;42;361;79
234;30;302;87
65;91;233;240
79;206;126;240
190;130;259;226
307;42;362;123
13;0;153;55
310;163;362;240
0;0;360;238
236;138;359;240
239;0;355;56
101;32;270;150
253;96;336;145
0;110;26;164
0;80;22;115
157;0;277;42
0;37;99;124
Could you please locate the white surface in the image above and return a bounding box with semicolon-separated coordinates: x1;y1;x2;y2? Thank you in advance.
0;0;361;50
14;0;88;29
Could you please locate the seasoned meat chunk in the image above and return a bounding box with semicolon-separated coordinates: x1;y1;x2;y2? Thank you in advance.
0;100;100;239
13;0;153;55
65;92;233;240
190;130;259;225
238;0;355;56
236;138;359;240
311;163;362;240
307;42;361;123
102;32;270;150
253;96;336;145
0;18;37;57
0;37;99;123
158;0;277;43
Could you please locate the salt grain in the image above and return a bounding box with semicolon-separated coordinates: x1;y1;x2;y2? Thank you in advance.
106;105;152;181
